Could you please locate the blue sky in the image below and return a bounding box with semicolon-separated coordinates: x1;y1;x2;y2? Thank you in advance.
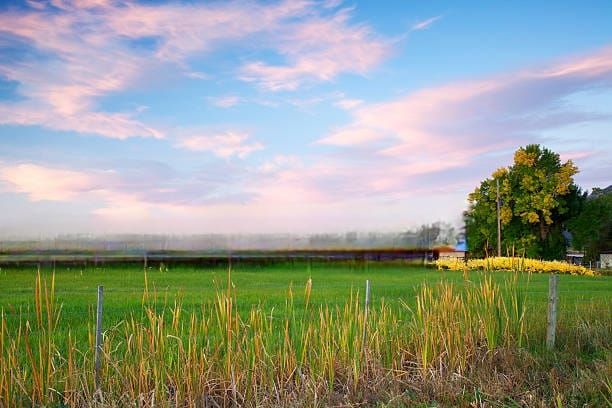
0;0;611;236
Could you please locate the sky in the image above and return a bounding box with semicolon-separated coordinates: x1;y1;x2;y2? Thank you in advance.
0;0;611;237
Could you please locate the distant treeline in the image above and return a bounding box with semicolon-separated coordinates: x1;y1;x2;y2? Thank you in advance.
0;222;460;252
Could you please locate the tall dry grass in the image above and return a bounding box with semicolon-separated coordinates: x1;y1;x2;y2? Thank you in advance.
0;269;608;407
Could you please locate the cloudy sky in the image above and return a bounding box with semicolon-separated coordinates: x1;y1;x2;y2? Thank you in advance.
0;0;611;236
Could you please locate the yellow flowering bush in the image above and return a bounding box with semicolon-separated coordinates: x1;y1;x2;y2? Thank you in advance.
436;256;595;276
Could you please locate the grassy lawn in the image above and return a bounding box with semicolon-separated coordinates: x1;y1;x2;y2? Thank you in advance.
1;261;610;337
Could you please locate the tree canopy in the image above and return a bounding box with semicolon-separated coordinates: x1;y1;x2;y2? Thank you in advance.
568;186;612;262
465;145;585;260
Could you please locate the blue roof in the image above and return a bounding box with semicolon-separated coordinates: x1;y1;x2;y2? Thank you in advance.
455;241;467;251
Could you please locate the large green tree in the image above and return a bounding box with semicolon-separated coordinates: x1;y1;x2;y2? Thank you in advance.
465;145;585;259
568;187;612;262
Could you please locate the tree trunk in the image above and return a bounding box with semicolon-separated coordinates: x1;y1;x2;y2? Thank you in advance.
539;220;549;240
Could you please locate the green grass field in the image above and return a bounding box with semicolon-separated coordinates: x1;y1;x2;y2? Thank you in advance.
1;262;610;346
1;262;610;406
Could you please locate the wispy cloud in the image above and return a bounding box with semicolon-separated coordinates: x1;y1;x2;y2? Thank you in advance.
334;98;364;110
176;131;263;158
208;95;242;108
309;46;612;197
0;0;392;138
0;105;163;140
558;150;595;162
411;15;442;31
319;46;612;149
0;1;162;139
257;155;300;174
317;126;382;145
185;71;211;80
239;9;392;90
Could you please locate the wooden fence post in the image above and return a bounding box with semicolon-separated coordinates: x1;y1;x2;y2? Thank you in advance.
362;279;370;354
95;285;104;391
546;274;558;350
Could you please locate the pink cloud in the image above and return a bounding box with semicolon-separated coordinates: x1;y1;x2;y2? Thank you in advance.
317;126;385;146
334;98;364;110
0;160;333;233
0;0;388;138
240;9;392;90
558;150;595;162
105;0;311;62
0;4;162;139
257;155;300;174
319;46;612;158
302;46;612;202
0;159;257;210
176;131;263;158
0;157;473;234
0;105;162;140
0;163;104;201
209;95;242;108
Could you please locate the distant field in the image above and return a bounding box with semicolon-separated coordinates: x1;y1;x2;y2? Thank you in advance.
1;261;610;335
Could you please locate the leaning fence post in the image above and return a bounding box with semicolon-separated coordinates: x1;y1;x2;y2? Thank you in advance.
362;279;370;354
546;274;558;350
95;285;104;391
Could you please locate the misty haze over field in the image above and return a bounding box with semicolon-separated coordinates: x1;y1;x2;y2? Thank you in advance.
0;222;460;251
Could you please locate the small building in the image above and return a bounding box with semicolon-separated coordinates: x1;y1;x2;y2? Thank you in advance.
601;252;612;269
436;241;467;260
566;250;585;265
